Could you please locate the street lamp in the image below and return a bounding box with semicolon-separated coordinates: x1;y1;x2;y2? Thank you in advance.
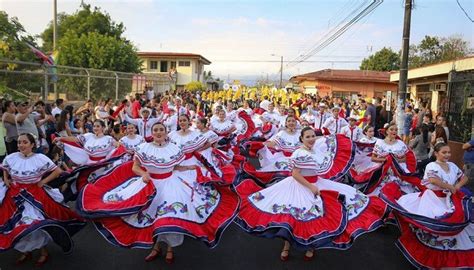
270;54;283;88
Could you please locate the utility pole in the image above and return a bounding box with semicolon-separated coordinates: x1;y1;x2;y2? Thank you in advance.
279;56;283;89
53;0;58;100
397;0;413;130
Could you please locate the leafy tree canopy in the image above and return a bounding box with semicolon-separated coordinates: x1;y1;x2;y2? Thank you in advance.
360;35;472;71
359;47;400;71
0;11;37;61
40;3;141;73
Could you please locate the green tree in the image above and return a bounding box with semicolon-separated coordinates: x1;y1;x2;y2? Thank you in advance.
185;81;205;92
39;3;141;100
359;47;400;71
409;35;471;68
40;4;125;52
0;11;43;97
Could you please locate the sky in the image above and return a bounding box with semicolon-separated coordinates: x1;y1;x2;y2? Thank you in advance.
1;0;473;83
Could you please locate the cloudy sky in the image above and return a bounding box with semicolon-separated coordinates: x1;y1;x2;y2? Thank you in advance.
1;0;473;83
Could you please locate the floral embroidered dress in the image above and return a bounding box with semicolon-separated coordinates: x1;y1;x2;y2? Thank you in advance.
0;153;85;253
210;118;236;151
193;130;236;185
58;133;128;201
253;113;278;140
352;139;419;195
211;111;255;155
349;136;379;187
235;134;387;249
380;162;474;269
77;141;239;249
119;134;145;153
241;129;301;186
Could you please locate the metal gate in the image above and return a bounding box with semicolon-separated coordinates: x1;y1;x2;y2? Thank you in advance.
446;70;474;142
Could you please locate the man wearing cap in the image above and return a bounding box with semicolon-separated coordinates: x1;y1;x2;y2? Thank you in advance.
314;102;332;131
124;107;161;141
340;115;363;142
322;106;348;135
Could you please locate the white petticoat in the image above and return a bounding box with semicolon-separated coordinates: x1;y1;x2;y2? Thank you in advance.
11;187;64;252
249;177;370;221
396;190;454;219
102;167;222;247
257;147;291;172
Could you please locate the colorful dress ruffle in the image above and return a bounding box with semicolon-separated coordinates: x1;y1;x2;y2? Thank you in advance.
57;133;128;201
241;129;301;186
0;153;85;253
235;137;387;250
195;130;236;185
349;139;421;195
119;135;145;153
78;141;240;249
380;162;474;269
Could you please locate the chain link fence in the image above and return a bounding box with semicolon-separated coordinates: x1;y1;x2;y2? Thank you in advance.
0;58;174;102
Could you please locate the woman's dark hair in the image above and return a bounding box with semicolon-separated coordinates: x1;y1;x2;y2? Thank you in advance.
34;101;45;107
299;127;315;143
433;142;449;152
3;100;13;112
94;119;106;128
386;122;397;130
178;114;190;121
151;122;167;133
45;103;53;115
285;115;296;126
421;124;429;143
65;105;74;115
112;124;121;134
82;113;91;122
434;126;448;144
56;110;69;132
363;125;374;135
73;118;81;129
18;133;36;149
198;117;208;126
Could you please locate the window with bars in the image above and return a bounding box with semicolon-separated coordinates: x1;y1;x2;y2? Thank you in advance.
149;61;158;70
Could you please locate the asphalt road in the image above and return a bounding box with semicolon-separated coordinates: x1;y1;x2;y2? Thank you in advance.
1;222;414;270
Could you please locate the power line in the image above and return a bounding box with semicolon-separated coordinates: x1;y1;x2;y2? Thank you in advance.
286;0;383;68
456;0;474;22
211;59;361;63
287;0;371;66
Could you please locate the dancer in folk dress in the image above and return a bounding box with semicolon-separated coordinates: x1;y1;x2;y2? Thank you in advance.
380;143;473;269
77;122;239;264
235;127;387;261
0;133;85;266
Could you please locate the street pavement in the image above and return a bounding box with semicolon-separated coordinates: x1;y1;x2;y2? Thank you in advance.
1;222;414;270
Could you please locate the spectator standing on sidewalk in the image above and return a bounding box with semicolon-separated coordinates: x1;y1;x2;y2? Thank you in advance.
2;100;18;154
462;138;474;182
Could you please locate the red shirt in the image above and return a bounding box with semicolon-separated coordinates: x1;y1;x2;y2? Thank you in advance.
131;100;141;118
